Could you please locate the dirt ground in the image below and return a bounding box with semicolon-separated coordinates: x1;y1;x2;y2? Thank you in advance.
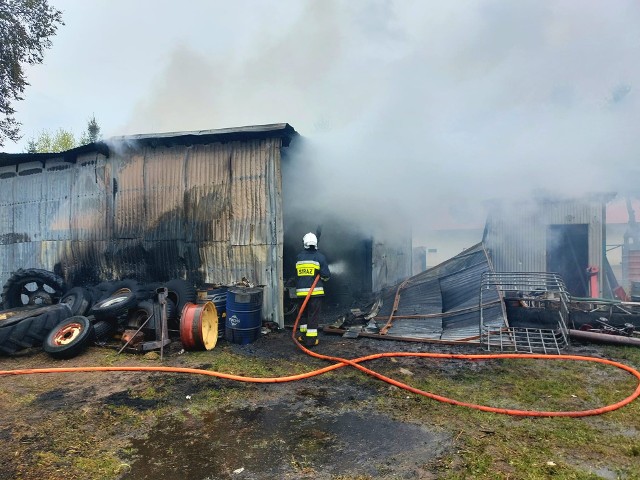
1;321;639;480
0;325;456;480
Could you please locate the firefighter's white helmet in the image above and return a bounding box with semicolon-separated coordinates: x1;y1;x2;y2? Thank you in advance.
303;232;318;249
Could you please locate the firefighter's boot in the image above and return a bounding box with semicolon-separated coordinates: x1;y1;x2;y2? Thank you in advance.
297;324;307;343
305;328;319;347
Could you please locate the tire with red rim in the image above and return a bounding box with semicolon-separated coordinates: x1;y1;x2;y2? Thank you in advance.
43;315;94;359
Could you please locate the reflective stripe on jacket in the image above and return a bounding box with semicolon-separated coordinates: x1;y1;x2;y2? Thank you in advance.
295;248;330;297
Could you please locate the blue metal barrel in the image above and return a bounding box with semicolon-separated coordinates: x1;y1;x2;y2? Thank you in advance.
224;287;263;344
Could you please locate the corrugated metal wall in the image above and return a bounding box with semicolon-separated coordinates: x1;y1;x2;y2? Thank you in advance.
484;199;605;295
377;243;504;341
0;138;285;323
372;235;413;292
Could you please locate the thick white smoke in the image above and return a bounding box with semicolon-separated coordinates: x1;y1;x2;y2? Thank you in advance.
13;1;640;243
121;1;640;241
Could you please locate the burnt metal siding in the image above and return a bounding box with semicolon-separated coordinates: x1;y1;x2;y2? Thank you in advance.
377;243;504;341
484;199;605;295
372;235;413;292
622;247;640;290
0;137;286;324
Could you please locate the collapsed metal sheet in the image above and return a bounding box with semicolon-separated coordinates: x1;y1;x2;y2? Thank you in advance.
373;243;505;342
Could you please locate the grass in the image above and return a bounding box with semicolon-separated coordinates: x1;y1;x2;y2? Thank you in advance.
369;349;640;479
2;341;640;479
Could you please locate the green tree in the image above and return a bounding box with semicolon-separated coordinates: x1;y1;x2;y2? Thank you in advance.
79;115;101;144
27;128;76;153
0;0;63;147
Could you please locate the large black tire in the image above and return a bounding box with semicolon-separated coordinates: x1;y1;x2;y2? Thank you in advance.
93;279;154;302
59;287;93;316
165;279;197;314
44;315;94;360
93;319;115;342
0;304;72;355
126;300;155;330
91;280;143;302
90;291;138;320
2;268;66;310
165;298;178;328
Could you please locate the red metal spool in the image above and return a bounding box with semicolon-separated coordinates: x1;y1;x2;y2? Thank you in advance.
180;301;218;351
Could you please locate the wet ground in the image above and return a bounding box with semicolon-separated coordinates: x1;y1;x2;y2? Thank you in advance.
119;331;452;480
126;396;447;479
0;325;456;480
4;318;636;480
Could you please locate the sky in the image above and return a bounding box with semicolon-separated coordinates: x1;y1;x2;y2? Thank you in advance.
5;0;640;241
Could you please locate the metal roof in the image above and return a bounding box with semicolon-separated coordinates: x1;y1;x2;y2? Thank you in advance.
0;123;298;167
372;242;505;343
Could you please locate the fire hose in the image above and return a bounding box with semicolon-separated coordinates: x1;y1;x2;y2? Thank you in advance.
2;276;640;417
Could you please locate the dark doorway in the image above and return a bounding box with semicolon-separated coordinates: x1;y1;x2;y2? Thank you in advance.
546;224;589;296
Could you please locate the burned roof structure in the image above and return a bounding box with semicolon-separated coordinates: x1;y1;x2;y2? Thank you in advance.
338;243;505;343
331;195;631;350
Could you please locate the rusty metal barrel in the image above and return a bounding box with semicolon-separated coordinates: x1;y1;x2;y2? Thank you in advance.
180;301;218;351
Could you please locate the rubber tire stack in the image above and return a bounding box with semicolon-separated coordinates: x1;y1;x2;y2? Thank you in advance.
0;304;72;355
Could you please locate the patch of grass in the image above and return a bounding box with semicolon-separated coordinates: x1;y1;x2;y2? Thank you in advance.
181;385;246;414
185;347;315;377
136;385;162;400
14;391;37;406
370;348;640;480
6;405;132;480
289;453;316;475
100;349;125;366
332;475;373;480
603;345;640;366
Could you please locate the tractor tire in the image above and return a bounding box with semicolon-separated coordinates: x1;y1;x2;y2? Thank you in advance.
59;287;93;316
0;304;72;355
126;300;155;330
2;268;66;310
44;315;94;360
165;279;197;314
165;298;178;327
93;319;115;342
90;289;138;320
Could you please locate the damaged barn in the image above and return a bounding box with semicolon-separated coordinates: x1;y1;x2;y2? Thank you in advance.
329;195;640;350
0;123;412;337
0;124;298;326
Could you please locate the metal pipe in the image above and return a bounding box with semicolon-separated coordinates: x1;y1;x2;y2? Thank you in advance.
568;329;640;347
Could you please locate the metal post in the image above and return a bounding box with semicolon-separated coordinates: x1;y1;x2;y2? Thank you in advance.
157;287;168;361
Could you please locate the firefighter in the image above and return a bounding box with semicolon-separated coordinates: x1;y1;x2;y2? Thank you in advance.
296;232;330;347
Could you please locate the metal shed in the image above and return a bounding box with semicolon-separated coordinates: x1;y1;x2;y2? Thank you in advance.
483;196;609;297
0;124;297;324
0;123;414;326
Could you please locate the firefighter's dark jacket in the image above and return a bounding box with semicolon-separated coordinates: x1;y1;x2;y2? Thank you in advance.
295;247;330;297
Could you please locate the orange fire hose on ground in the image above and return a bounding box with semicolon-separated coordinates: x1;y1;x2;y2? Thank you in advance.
2;276;640;417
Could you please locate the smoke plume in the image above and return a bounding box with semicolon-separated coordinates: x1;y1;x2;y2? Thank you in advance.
17;1;640;244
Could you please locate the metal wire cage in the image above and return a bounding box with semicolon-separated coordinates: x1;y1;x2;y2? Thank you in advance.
479;272;571;354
